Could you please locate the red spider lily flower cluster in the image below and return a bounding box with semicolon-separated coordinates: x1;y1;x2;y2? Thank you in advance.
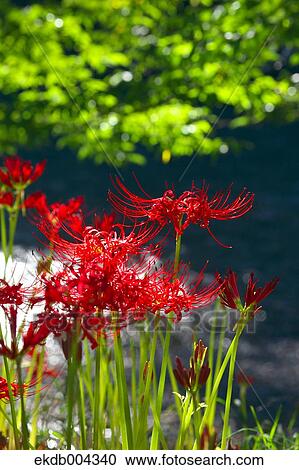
0;156;46;190
94;212;117;233
0;190;14;208
0;157;279;360
0;155;46;249
0;281;51;359
0;376;37;402
218;270;279;316
147;263;220;322
109;177;254;247
40;222;156;264
173;340;210;393
32;224;219;345
25;192;84;235
0;280;24;305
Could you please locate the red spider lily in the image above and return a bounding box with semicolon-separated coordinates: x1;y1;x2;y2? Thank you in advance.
0;156;46;189
173;340;210;393
42;312;70;335
0;190;14;207
32;245;218;345
22;321;51;351
39;222;158;268
109;177;254;247
31;204;218;341
109;178;185;233
0;280;52;358
24;191;48;215
180;183;254;247
237;371;254;387
0;376;37;402
25;192;84;235
94;212;117;232
42;261;218;323
147;263;220;322
0;314;51;360
218;270;279;315
47;196;84;232
31;262;149;343
0;280;24;305
35;261;150;331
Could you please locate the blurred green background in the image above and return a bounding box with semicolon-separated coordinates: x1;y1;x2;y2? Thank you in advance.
0;0;298;165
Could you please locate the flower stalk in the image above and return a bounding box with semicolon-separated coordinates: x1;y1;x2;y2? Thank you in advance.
150;231;182;449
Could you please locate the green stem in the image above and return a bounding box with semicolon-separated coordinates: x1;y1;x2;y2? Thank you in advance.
3;357;20;449
93;338;103;449
221;332;240;449
176;393;192;449
157;330;181;419
192;392;201;445
0;403;14;430
8;203;20;259
78;367;87;450
0;405;26;448
150;233;181;449
138;330;149;402
0;207;8;263
0;322;20;449
30;349;45;448
149;395;168;450
174;232;182;275
193;323;245;448
16;358;29;450
83;340;94;410
130;339;138;434
150;321;171;449
114;331;133;449
66;327;79;449
167;352;182;419
208;310;227;429
205;307;217;402
109;364;119;448
136;322;158;449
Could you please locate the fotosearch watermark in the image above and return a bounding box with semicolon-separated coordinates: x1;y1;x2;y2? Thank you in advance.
35;307;267;337
125;308;267;335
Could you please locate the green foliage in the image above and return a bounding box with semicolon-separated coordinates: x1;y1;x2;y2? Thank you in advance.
0;0;298;165
243;406;299;450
